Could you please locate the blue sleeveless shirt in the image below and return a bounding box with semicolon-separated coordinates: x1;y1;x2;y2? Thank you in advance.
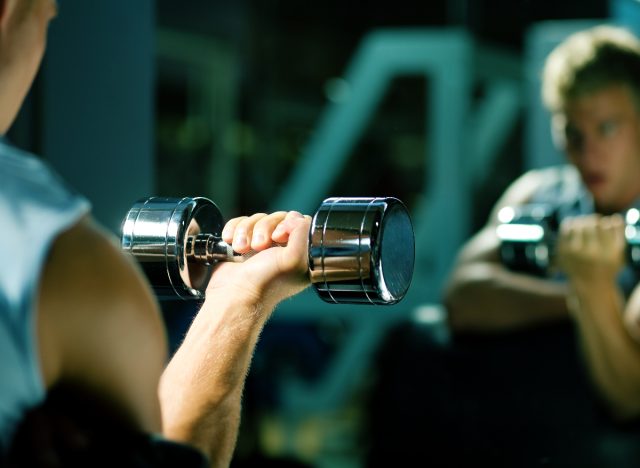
0;140;90;452
529;164;640;297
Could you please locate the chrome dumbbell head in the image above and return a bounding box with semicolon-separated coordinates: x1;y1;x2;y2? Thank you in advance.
309;197;414;305
496;204;558;276
121;197;224;300
626;208;640;270
121;196;415;305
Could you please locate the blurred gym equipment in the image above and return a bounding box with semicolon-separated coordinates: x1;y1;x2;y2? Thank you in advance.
497;204;640;275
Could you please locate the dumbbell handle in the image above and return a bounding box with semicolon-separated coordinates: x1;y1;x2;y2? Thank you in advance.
186;234;285;264
187;234;239;264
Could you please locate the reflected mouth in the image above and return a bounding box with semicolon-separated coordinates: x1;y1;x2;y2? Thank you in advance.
584;173;606;189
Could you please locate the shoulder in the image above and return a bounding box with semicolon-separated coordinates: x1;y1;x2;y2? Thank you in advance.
0;140;87;205
0;141;90;257
488;165;574;223
37;216;167;432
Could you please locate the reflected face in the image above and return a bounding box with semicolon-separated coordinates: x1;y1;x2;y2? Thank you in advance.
554;84;640;214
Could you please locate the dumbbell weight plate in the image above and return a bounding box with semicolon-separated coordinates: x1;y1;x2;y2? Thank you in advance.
121;197;224;300
121;196;415;305
496;204;557;276
309;197;414;305
626;208;640;269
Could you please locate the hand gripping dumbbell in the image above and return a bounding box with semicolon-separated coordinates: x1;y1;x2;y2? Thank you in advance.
496;203;640;276
121;196;415;305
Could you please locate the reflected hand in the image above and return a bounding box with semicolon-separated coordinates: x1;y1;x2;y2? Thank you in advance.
556;213;625;283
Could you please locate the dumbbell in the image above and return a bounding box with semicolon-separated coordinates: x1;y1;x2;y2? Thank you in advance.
121;196;415;305
496;203;640;276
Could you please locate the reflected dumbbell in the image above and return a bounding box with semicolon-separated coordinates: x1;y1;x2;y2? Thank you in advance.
495;204;559;276
496;203;640;276
121;196;415;305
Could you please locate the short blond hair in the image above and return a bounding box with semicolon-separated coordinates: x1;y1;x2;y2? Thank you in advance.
542;25;640;113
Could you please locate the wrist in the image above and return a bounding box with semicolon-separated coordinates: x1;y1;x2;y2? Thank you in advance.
565;274;624;321
202;282;277;323
565;267;618;293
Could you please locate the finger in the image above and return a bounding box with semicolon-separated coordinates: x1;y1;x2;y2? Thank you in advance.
558;217;576;254
231;213;268;253
600;214;625;251
250;211;288;250
221;216;248;244
579;216;597;252
271;211;308;243
277;214;312;273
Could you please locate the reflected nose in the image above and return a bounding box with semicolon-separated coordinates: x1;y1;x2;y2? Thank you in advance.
572;133;603;167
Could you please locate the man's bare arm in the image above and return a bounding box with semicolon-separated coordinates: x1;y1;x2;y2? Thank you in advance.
558;215;640;420
159;211;311;467
443;168;571;333
443;229;570;332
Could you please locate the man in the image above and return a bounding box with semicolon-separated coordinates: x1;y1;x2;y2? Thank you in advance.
443;24;640;420
0;0;312;466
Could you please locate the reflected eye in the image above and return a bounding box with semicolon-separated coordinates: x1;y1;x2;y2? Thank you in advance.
599;120;618;136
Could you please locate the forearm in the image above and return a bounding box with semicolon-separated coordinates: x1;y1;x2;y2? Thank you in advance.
568;279;640;420
159;290;274;467
444;262;570;333
156;211;310;465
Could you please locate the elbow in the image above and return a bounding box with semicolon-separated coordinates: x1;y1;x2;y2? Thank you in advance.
607;397;640;425
442;279;480;334
595;375;640;424
605;380;640;424
442;262;504;334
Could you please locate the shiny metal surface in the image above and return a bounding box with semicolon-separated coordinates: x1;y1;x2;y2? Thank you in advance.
498;204;640;274
122;195;415;305
626;208;640;270
309;197;414;305
496;204;557;276
121;196;224;299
